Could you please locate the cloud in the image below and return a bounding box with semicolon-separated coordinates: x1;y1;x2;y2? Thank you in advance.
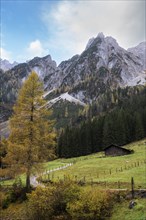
42;0;145;63
0;41;45;62
14;40;49;63
27;39;46;58
0;47;12;61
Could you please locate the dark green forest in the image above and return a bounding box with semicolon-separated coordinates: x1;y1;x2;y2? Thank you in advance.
58;86;146;158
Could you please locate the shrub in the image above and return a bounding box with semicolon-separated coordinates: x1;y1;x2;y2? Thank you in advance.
27;180;80;220
67;187;114;220
27;186;55;220
1;203;28;220
52;180;80;215
9;177;27;202
0;191;10;209
1;178;27;209
27;182;115;220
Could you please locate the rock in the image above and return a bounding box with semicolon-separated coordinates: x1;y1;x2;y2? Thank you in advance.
129;200;137;209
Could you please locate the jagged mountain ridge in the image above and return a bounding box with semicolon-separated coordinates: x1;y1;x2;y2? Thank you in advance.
57;33;145;102
0;33;146;121
1;33;146;90
0;59;18;71
128;42;146;69
0;55;60;104
7;55;59;88
59;33;145;88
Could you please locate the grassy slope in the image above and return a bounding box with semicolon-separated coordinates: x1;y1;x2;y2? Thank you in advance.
110;199;146;220
44;139;146;189
1;140;146;220
1;139;146;189
1;174;26;186
0;161;66;186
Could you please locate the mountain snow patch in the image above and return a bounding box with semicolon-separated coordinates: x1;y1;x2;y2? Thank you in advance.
46;92;86;107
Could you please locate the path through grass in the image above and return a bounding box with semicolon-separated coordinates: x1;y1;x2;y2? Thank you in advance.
43;139;146;189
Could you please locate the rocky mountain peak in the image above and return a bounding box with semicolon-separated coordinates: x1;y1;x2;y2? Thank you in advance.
105;36;120;49
28;54;57;68
85;38;95;50
0;33;145;116
59;33;145;95
0;58;19;71
97;32;105;39
128;41;146;69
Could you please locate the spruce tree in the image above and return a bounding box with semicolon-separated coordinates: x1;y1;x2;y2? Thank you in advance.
114;109;126;145
103;114;116;147
134;112;144;140
5;72;56;190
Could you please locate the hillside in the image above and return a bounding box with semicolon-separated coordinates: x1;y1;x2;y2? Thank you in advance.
1;139;145;189
1;139;145;220
57;86;146;157
48;100;84;129
42;139;146;189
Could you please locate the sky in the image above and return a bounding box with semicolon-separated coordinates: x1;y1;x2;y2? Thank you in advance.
0;0;145;65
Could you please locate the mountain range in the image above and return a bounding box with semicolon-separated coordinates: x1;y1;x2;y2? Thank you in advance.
0;59;18;71
0;33;146;123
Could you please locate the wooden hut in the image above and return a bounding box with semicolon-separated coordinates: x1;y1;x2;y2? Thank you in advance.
104;144;132;157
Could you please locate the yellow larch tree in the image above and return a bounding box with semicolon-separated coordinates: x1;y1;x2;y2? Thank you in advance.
5;72;56;190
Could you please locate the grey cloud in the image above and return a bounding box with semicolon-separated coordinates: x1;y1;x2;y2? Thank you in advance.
42;0;145;63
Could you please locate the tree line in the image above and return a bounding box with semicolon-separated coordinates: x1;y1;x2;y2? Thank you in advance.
58;87;146;158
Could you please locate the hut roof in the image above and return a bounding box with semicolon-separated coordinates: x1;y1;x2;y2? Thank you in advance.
104;144;132;153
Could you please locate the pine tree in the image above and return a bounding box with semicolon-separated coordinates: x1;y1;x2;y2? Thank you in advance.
5;72;56;191
92;117;104;152
114;109;126;146
134;112;144;140
103;114;116;147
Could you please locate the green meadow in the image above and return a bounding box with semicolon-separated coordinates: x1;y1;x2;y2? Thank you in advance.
1;139;146;189
43;139;146;189
1;139;146;220
110;198;146;220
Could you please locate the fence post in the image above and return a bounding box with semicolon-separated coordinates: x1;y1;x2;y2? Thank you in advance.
131;177;134;199
104;171;106;178
118;181;120;189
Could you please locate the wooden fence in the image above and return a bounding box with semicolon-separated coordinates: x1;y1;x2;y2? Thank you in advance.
38;159;146;189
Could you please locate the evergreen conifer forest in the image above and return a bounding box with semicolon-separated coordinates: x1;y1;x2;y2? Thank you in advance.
58;86;146;158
